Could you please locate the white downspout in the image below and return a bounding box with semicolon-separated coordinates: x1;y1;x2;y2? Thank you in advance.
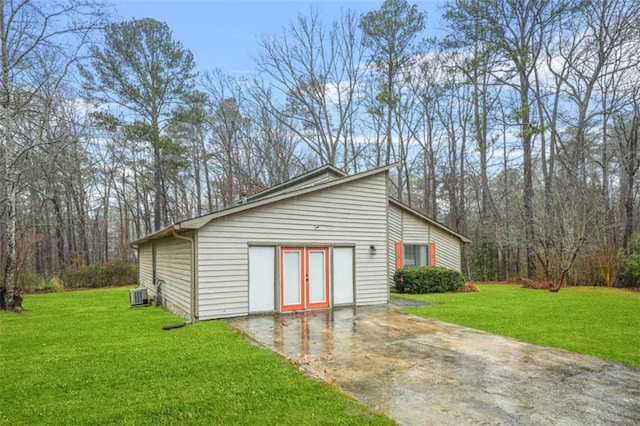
173;230;196;323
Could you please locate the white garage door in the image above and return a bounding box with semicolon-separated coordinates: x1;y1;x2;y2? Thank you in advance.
333;247;354;305
249;246;275;313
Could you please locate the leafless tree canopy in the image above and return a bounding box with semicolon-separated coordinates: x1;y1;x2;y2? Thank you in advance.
3;0;640;307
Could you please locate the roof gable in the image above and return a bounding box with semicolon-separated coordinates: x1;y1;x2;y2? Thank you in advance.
389;199;471;243
131;164;395;245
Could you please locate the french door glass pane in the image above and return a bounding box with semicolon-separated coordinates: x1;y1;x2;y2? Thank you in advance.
308;251;325;303
283;251;301;305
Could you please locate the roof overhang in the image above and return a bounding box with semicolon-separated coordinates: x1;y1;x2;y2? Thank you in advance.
389;198;472;244
130;224;192;247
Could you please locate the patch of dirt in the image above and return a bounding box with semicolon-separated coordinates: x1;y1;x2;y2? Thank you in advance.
518;277;552;290
389;296;434;307
18;288;59;294
18;284;134;294
61;284;134;292
457;282;479;292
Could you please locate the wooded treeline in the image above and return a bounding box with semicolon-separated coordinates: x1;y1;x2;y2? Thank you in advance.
2;0;640;305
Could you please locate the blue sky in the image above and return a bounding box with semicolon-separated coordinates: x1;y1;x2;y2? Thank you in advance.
113;0;444;74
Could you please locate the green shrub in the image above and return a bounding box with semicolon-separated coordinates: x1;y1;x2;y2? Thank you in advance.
16;272;45;291
618;254;640;287
12;262;137;291
107;261;138;286
61;261;137;288
45;277;64;292
15;272;64;293
617;235;640;287
394;266;464;294
61;265;99;288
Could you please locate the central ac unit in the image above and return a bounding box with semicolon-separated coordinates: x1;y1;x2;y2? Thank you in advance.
129;288;149;307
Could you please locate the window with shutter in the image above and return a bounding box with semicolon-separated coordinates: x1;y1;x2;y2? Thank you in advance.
397;244;436;267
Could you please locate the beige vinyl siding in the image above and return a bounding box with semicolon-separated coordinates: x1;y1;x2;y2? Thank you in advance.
197;172;388;319
400;206;430;243
138;243;154;291
154;235;192;318
430;226;462;271
389;203;462;272
388;204;402;284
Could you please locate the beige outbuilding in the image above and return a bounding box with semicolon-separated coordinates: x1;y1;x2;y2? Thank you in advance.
131;164;470;321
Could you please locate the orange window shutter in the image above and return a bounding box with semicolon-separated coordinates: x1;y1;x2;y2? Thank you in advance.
429;243;436;266
395;242;403;270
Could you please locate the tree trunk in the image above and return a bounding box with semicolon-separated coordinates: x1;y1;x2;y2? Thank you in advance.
520;80;537;279
51;193;66;268
1;2;16;308
1;106;16;309
103;178;111;263
69;183;90;266
622;112;639;254
202;139;213;213
193;146;202;217
153;145;162;231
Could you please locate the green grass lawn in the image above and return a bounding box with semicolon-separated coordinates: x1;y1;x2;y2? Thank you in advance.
396;284;640;367
0;288;392;425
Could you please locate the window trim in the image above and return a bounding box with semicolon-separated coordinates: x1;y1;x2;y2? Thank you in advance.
395;242;437;269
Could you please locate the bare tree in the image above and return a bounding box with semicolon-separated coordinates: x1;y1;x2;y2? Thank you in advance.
254;7;366;170
533;182;597;290
615;92;640;253
200;69;252;208
360;0;425;201
555;0;640;183
168;90;212;216
444;0;571;278
248;89;305;187
0;0;106;310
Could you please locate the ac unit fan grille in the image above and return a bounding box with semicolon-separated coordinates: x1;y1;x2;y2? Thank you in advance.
129;288;148;307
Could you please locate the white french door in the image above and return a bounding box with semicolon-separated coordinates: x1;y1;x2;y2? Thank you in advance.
280;247;329;311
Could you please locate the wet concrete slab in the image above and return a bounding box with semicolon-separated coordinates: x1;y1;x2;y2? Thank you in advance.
228;306;640;425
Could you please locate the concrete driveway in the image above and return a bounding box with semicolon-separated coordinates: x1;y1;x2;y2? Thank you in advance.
228;305;640;425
